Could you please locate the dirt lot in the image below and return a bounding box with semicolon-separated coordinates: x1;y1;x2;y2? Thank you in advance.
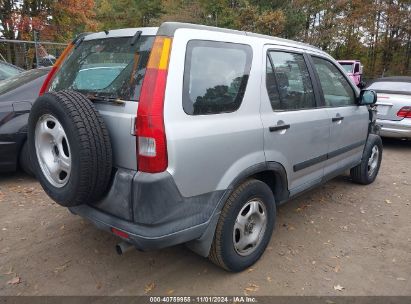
0;139;410;296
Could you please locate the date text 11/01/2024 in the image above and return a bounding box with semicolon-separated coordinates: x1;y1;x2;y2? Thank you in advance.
149;296;258;303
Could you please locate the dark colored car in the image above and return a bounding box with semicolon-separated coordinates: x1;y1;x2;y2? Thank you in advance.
0;61;24;81
0;67;50;174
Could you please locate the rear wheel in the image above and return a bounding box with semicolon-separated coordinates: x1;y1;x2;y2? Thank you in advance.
350;134;383;185
209;179;275;272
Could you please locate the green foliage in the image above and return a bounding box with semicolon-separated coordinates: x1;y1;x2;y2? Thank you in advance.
96;0;164;29
1;0;410;77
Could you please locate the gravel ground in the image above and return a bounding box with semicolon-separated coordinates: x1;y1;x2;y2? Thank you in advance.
0;138;410;296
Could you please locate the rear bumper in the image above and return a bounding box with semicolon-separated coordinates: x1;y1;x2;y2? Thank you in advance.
69;169;226;251
69;203;212;250
376;119;411;139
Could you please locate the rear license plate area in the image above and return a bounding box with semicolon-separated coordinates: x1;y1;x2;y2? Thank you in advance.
377;105;390;115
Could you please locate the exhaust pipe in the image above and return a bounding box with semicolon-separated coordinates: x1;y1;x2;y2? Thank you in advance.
116;241;134;255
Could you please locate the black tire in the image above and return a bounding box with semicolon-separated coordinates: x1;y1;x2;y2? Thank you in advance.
209;179;275;272
350;134;383;185
19;140;34;176
28;90;112;207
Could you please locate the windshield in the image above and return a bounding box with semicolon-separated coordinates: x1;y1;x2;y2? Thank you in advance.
49;36;155;101
368;81;411;93
0;62;22;80
0;68;49;95
339;63;354;74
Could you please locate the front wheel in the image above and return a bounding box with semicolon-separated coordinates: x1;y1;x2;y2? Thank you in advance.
209;179;275;272
350;134;383;185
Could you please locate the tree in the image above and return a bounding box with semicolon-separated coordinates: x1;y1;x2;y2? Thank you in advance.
45;0;97;41
1;0;411;77
0;0;20;40
96;0;164;29
154;0;203;24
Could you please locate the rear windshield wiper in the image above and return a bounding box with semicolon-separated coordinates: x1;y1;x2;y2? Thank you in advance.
130;30;142;46
86;93;127;104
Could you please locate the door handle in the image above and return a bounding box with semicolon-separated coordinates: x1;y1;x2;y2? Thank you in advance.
269;124;290;132
332;116;344;122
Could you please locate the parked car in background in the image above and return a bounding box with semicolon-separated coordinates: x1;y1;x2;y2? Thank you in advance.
74;63;128;90
0;61;24;81
39;54;57;67
0;67;51;174
367;77;411;140
338;60;365;88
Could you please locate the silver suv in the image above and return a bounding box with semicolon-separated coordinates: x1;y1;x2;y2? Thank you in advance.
28;22;382;272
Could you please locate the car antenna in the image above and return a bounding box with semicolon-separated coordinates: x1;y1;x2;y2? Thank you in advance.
130;30;142;46
104;30;109;35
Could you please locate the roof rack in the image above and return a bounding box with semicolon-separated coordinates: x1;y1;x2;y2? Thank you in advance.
157;22;323;53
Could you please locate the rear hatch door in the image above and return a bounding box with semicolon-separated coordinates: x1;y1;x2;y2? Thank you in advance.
49;28;157;171
47;28;157;221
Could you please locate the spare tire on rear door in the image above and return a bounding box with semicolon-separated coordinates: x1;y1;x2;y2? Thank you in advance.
28;90;113;207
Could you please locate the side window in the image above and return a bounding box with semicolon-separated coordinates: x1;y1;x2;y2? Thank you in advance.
266;51;316;111
312;57;356;107
183;40;252;115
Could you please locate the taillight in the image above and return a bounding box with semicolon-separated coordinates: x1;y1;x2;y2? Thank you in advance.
136;36;172;173
39;37;77;95
397;107;411;118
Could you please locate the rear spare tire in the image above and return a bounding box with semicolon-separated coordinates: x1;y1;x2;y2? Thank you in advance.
28;90;112;207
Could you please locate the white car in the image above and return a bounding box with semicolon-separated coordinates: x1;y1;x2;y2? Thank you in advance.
368;77;411;140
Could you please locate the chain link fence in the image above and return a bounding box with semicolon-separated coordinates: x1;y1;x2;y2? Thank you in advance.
0;39;67;70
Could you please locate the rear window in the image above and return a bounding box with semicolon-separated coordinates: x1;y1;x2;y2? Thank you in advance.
49;36;155;101
183;40;252;115
0;68;48;95
0;62;22;80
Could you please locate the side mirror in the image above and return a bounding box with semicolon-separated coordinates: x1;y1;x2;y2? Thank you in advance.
358;90;377;105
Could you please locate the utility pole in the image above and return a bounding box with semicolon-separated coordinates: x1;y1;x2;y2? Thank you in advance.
34;30;40;68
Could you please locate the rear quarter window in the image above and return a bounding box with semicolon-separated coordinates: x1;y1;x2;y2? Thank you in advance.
183;40;252;115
